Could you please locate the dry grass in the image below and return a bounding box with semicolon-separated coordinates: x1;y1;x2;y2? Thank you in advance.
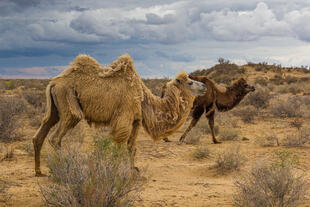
219;128;239;141
0;95;27;142
282;127;310;147
270;97;302;118
255;134;279;147
0;146;15;162
192;146;210;160
40;135;143;207
232;106;257;124
243;86;271;109
233;151;308;207
214;145;245;174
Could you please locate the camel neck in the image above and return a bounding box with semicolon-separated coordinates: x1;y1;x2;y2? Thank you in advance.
141;84;193;141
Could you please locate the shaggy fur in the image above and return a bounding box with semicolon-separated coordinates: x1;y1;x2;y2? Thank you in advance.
32;54;206;176
177;75;255;144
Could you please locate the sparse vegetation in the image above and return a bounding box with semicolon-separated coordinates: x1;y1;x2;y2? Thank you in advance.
243;87;271;109
219;128;239;141
232;106;256;123
40;135;143;207
255;134;279;147
0;95;27;142
0;146;14;162
270;97;302;118
214;145;245;174
233;151;308;207
192;146;210;160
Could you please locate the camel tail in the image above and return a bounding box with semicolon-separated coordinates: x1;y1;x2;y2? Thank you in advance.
43;84;57;123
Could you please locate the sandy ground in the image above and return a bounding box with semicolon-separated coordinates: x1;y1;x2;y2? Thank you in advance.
1;116;310;207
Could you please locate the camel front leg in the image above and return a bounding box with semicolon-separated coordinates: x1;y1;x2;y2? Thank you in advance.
179;106;204;144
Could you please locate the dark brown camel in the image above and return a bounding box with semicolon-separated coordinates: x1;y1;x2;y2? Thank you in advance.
164;75;255;144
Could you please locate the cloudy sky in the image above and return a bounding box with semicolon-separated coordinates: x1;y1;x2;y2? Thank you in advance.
1;0;310;78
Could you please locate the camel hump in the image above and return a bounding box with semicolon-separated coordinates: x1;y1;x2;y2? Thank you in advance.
217;83;227;93
99;54;136;78
72;54;101;69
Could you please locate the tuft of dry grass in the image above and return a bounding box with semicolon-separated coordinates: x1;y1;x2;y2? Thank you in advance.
0;146;15;162
40;135;143;207
192;146;210;160
255;134;279;147
214;145;245;174
20;142;34;156
233;151;308;207
219;128;239;141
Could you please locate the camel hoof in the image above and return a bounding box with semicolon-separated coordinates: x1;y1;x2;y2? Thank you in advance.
35;172;47;177
163;138;171;142
213;141;222;144
134;167;140;173
178;141;184;145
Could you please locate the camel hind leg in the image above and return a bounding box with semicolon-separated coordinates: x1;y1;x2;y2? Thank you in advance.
206;111;220;144
33;85;59;176
48;86;83;149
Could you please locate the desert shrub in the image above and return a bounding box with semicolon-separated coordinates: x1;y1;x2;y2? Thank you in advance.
40;135;142;207
232;106;256;123
243;87;271;109
233;151;308;207
22;89;45;108
0;95;27;142
219;128;239;141
214;145;245;174
192;146;210;160
287;83;303;95
270;97;302;118
285;75;299;84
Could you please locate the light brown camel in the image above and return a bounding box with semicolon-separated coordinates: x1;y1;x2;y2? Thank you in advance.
32;54;206;176
167;75;255;144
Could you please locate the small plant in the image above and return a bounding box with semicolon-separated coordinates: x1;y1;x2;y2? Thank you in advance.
233;151;308;207
219;128;239;141
192;146;210;160
40;135;143;207
214;145;245;174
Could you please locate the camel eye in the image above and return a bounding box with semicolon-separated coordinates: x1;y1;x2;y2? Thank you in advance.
188;82;193;85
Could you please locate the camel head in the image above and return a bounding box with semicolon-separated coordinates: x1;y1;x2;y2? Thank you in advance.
174;71;206;96
235;78;255;93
